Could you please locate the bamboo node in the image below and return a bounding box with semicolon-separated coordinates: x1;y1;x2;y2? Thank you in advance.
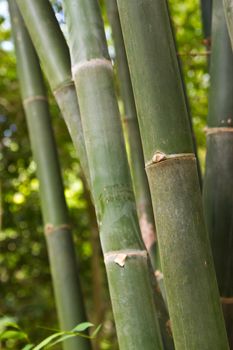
23;95;47;107
146;152;195;167
104;250;147;267
72;58;113;77
220;297;233;305
53;80;74;96
204;127;233;135
44;223;71;235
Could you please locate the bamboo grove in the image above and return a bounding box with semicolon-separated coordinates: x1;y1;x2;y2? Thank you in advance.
2;0;233;348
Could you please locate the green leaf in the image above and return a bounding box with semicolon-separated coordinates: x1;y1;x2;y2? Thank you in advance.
47;334;78;348
22;344;34;350
91;324;102;338
71;322;94;332
0;330;27;341
32;332;64;350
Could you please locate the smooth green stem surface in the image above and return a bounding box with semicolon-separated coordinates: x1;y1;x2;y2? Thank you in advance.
204;0;233;345
63;0;164;349
117;0;229;349
106;0;159;270
16;0;90;185
9;2;91;350
200;0;212;43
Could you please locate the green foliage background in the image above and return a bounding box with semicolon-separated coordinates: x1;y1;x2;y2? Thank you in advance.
0;0;209;348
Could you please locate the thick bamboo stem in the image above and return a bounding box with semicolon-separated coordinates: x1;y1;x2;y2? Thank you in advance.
200;0;212;48
16;0;90;186
203;0;233;346
63;1;164;349
116;0;229;349
8;2;91;350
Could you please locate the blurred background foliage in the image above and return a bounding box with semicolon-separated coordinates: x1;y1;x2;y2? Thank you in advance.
0;0;209;348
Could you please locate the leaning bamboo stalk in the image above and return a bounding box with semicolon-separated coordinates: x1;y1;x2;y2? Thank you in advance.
8;2;91;350
16;0;90;187
203;0;233;346
105;0;159;272
63;1;164;349
116;1;229;349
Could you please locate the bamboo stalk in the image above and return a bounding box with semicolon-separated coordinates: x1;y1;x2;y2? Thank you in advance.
8;2;91;350
63;1;164;349
105;0;159;272
200;0;212;48
116;1;229;349
16;0;90;186
203;0;233;346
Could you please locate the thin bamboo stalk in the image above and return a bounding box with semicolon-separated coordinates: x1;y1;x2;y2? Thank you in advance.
63;1;164;349
200;0;212;48
8;2;91;350
203;0;233;346
116;0;229;349
105;0;159;272
16;0;90;186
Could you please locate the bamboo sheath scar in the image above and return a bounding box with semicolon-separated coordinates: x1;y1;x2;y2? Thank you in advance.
204;0;233;346
117;0;229;349
63;0;164;349
8;2;91;350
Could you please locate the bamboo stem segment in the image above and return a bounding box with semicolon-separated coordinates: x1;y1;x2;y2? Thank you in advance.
8;2;91;350
116;0;229;349
16;0;90;186
204;0;233;346
63;0;164;349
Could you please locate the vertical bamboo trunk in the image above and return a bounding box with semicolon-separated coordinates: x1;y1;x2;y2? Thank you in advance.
116;1;229;349
105;0;159;271
8;2;91;350
166;1;202;189
203;0;233;346
200;0;212;48
63;1;164;349
16;0;90;187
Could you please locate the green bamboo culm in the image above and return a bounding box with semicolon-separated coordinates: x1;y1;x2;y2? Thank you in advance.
204;0;233;346
16;0;90;186
105;0;159;272
116;1;229;349
63;1;164;349
200;0;212;49
8;2;91;350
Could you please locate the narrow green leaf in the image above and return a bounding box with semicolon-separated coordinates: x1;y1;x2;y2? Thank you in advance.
0;330;27;341
72;322;94;332
33;332;64;350
22;344;34;350
47;334;79;348
91;324;102;338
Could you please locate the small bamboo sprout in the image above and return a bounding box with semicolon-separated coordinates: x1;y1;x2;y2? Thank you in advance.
8;2;91;350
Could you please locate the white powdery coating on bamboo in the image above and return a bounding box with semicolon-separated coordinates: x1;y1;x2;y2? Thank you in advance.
104;249;147;267
72;58;113;77
139;213;156;251
146;152;195;166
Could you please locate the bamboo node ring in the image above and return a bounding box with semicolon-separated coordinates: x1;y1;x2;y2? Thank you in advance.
44;223;72;235
72;58;113;77
104;250;147;267
145;152;195;167
204;127;233;135
220;297;233;305
23;95;47;106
